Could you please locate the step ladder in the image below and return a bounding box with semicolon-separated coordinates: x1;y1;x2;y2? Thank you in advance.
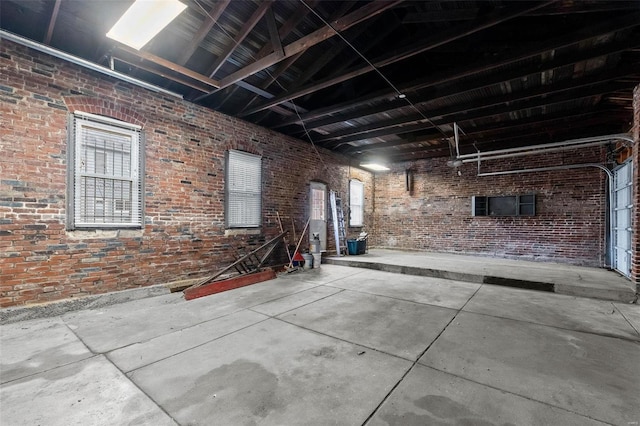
330;190;348;256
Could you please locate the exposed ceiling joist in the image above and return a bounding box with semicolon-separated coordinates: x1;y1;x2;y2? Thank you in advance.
176;0;230;66
116;45;220;88
2;0;636;163
240;1;555;117
292;37;639;132
206;1;271;78
215;0;403;90
272;10;640;129
44;0;61;45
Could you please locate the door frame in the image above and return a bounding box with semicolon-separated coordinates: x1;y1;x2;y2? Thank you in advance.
309;181;328;251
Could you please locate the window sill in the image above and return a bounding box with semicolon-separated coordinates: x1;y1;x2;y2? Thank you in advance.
66;228;144;239
225;228;261;237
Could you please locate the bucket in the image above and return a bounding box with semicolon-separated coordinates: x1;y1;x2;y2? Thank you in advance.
301;253;313;269
347;239;358;255
312;252;321;268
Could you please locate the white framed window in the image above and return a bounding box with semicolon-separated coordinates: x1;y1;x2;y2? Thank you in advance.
349;179;364;227
67;112;144;229
225;150;262;228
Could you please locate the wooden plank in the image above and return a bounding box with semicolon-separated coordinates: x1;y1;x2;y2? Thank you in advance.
184;269;276;300
188;231;286;288
166;278;205;293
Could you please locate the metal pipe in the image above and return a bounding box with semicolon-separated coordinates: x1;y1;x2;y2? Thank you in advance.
457;133;633;160
461;140;610;163
1;30;183;99
478;163;614;269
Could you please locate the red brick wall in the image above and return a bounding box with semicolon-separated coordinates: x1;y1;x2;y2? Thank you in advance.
0;41;372;307
372;148;608;266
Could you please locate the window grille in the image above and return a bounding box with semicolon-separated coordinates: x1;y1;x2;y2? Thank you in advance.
67;112;144;228
225;150;262;228
349;179;364;226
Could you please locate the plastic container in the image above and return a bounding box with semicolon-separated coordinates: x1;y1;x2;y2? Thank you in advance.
312;252;321;268
347;240;358;255
301;253;313;269
357;239;367;254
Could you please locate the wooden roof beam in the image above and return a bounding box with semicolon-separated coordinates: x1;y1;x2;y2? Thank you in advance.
315;66;635;145
271;10;640;127
216;0;403;90
212;1;316;109
176;0;230;66
113;57;212;92
238;3;366;113
44;0;61;45
291;37;639;131
116;44;220;88
239;1;555;117
205;1;271;78
321;80;633;148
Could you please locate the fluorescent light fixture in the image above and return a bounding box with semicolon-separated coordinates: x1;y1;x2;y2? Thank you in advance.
107;0;187;50
360;163;390;172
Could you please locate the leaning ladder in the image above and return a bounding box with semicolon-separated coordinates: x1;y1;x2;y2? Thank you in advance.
330;190;348;256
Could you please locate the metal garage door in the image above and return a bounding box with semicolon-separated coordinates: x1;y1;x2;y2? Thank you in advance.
613;161;632;277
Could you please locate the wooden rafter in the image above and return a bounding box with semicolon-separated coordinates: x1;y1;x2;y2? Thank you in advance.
213;1;316;110
266;6;284;58
239;1;555;117
215;0;403;90
176;0;230;66
319;79;634;148
44;0;61;45
113;57;212;92
271;11;640;128
239;2;370;113
205;1;271;78
290;37;639;132
116;45;220;88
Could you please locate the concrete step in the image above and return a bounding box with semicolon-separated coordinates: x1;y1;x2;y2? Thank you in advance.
323;251;637;303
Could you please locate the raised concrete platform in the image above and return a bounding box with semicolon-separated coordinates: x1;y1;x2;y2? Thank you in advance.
324;249;637;303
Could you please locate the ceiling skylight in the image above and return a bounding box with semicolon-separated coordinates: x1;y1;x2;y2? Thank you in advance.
107;0;187;50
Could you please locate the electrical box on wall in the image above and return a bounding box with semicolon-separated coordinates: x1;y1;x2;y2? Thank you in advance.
472;194;535;217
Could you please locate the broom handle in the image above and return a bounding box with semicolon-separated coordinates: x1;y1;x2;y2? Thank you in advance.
289;218;310;269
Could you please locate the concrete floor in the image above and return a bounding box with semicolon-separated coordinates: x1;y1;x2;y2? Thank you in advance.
1;264;639;425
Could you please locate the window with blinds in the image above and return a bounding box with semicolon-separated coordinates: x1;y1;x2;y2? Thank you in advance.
349;179;364;227
225;150;262;228
67;112;144;229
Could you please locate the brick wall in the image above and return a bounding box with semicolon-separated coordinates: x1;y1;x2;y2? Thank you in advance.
372;147;608;266
0;41;372;307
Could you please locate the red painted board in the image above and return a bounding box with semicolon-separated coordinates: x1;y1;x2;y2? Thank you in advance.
184;269;276;301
